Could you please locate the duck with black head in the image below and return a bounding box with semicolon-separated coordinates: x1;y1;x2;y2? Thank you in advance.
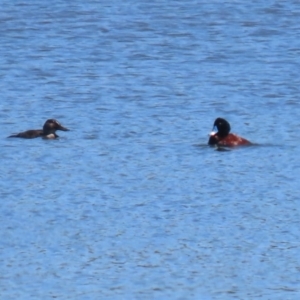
208;118;251;147
8;119;69;139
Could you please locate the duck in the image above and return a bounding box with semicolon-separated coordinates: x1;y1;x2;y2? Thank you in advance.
208;118;251;147
8;119;69;139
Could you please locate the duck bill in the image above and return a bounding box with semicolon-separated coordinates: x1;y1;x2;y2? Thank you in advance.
58;125;69;131
209;125;217;136
211;125;217;133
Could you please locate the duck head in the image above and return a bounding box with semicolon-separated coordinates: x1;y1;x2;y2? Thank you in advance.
213;118;231;137
43;119;69;134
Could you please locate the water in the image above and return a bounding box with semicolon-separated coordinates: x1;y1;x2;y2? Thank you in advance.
1;1;300;299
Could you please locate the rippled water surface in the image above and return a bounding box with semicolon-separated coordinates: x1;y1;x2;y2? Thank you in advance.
1;1;300;299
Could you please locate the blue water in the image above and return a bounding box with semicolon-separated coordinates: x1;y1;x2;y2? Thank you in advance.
1;1;300;299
